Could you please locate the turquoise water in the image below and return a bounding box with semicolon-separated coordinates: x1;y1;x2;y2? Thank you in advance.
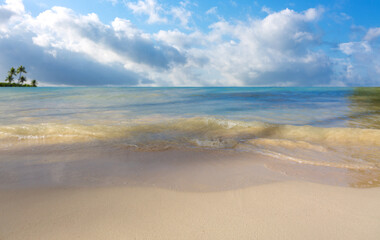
0;87;380;159
0;87;379;128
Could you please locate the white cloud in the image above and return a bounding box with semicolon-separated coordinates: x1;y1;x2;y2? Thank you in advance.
1;0;24;14
171;6;191;28
112;17;142;37
338;27;380;86
0;3;333;86
2;1;377;87
0;1;186;85
364;27;380;41
206;7;217;15
339;41;371;55
106;0;119;6
126;0;193;28
154;8;332;86
330;12;351;23
154;29;204;49
261;6;272;14
126;0;167;23
0;0;25;34
24;6;185;71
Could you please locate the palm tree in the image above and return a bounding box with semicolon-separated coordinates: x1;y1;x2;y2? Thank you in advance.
2;66;38;87
19;75;27;84
5;74;14;83
16;65;27;83
31;79;38;87
8;67;16;78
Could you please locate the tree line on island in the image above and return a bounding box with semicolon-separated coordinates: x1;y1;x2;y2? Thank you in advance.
1;66;38;87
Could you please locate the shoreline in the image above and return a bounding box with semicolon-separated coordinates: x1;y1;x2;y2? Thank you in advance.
1;147;380;239
2;145;379;190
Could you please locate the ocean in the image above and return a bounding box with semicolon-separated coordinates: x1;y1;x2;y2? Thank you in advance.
0;87;379;188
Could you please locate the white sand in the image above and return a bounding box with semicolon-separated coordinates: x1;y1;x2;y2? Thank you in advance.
1;181;380;240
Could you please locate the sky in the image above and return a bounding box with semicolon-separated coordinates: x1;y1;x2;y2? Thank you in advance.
0;0;379;86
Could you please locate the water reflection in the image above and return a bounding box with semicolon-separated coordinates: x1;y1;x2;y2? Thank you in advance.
344;88;380;187
347;87;380;129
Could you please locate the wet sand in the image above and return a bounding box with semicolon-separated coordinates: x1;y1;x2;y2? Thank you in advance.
1;146;380;239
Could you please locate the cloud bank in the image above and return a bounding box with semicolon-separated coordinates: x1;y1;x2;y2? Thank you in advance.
0;0;378;86
338;27;380;86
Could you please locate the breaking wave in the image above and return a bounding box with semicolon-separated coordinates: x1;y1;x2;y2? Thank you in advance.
0;117;379;170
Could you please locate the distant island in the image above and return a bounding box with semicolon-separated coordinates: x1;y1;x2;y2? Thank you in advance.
1;66;38;87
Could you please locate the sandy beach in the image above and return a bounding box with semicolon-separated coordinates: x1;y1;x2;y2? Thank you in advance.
1;87;379;239
1;181;380;240
1;147;380;240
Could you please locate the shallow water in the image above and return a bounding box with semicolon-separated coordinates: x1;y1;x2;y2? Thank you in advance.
0;87;379;188
1;87;379;127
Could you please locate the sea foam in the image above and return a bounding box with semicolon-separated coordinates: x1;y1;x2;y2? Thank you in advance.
0;117;379;170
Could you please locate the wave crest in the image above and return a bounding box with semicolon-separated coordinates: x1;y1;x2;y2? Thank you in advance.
0;117;379;170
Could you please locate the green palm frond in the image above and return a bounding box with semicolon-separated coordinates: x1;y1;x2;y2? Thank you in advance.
20;75;27;84
16;65;27;74
8;67;16;77
5;74;14;83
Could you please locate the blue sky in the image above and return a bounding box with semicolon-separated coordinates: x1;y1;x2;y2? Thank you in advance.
0;0;379;86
